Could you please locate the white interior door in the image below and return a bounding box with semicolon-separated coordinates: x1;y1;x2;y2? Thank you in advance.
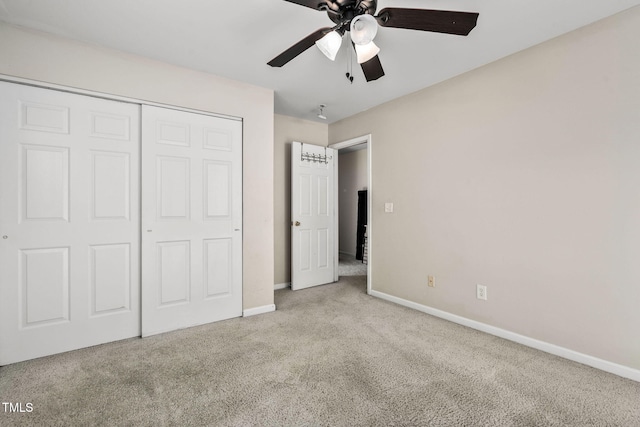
0;82;140;365
141;105;242;337
291;142;336;290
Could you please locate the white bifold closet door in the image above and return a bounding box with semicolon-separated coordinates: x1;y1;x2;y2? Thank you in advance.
0;82;141;365
0;83;243;365
141;105;242;337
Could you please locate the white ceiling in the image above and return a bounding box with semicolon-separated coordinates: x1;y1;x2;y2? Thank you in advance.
1;0;639;123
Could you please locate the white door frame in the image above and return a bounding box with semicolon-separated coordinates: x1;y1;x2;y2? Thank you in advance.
329;134;372;295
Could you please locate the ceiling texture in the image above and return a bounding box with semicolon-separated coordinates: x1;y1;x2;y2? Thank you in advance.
1;0;639;123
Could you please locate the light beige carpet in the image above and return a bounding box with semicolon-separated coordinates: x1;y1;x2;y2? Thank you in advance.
338;252;367;276
1;275;638;426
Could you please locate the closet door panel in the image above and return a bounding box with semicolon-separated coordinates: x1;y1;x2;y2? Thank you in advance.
141;105;242;337
0;82;140;365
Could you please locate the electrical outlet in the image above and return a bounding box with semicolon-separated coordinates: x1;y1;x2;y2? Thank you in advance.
428;276;435;288
476;284;487;300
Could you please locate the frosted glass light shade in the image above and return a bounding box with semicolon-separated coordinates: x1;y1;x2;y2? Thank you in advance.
355;41;380;64
315;31;342;61
350;14;378;45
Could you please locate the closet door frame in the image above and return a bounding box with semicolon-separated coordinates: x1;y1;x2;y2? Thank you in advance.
0;76;244;364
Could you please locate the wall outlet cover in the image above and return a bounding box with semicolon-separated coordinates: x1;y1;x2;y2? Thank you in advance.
476;284;487;300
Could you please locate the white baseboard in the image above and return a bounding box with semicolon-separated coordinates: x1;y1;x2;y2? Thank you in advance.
370;290;640;383
339;251;356;257
243;304;276;317
274;282;291;290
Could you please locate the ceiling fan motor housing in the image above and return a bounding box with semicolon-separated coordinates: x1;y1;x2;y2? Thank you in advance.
327;0;377;26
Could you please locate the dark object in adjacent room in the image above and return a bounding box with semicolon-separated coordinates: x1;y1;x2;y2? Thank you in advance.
356;190;367;260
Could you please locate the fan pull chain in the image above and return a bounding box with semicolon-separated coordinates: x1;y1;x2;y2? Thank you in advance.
345;43;354;84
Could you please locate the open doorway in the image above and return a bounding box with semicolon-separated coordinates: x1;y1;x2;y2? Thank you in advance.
330;135;372;294
337;145;368;277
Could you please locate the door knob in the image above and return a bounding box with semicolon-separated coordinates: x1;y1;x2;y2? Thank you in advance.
294;221;301;226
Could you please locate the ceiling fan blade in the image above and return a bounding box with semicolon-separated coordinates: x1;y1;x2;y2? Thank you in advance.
360;55;385;82
268;27;332;67
376;8;479;36
283;0;330;11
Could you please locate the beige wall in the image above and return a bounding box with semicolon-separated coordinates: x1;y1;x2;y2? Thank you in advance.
338;148;368;256
0;23;275;311
329;7;640;370
273;114;328;285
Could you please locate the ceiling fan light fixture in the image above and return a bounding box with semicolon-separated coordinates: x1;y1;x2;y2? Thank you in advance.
350;14;378;45
315;31;342;61
355;41;380;64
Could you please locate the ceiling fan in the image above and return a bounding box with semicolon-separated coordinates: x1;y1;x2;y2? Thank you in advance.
268;0;479;82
